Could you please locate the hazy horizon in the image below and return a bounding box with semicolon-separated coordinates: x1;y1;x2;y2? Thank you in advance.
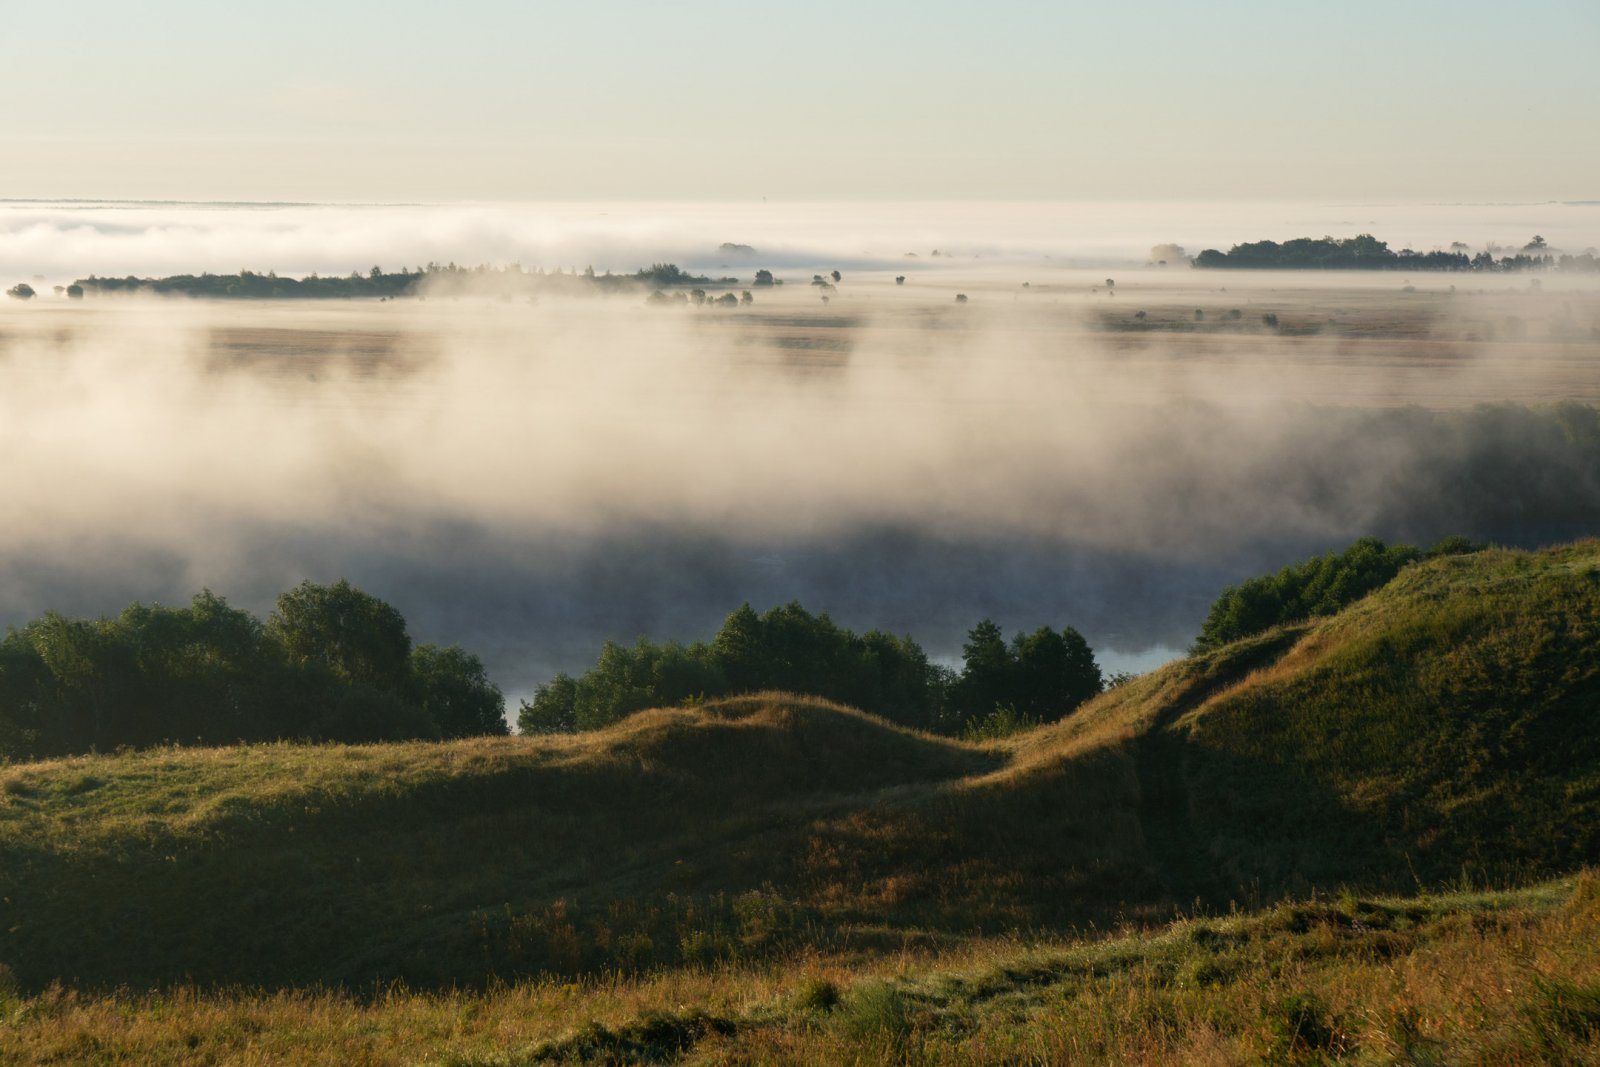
5;199;1597;293
6;1;1597;202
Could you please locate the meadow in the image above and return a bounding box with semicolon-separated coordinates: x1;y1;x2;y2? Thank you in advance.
2;541;1598;1061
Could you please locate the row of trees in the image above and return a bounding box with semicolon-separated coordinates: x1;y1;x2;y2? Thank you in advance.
646;289;752;307
1191;536;1481;653
518;602;1103;737
1193;234;1599;272
0;581;505;761
68;263;735;301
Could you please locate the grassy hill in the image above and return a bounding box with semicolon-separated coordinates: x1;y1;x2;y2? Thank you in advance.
2;542;1598;996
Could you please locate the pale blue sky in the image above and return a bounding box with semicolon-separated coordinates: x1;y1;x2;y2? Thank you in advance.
5;0;1597;201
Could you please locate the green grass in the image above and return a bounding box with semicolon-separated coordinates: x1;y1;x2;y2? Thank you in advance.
0;540;1598;1056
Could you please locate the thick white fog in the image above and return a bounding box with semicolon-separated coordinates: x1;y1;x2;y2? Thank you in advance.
2;201;1598;701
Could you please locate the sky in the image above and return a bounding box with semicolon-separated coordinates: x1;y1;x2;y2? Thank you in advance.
5;0;1597;203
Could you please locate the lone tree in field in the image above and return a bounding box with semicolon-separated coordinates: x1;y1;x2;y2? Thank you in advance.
830;270;841;283
895;275;906;285
66;284;84;300
6;283;35;300
753;269;774;287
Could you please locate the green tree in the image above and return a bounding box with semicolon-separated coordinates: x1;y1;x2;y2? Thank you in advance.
955;619;1012;721
711;604;768;692
1010;626;1102;718
411;644;506;738
573;639;723;730
265;580;412;692
6;283;35;300
518;673;578;734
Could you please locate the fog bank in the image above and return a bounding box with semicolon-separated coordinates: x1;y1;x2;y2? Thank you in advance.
2;281;1598;698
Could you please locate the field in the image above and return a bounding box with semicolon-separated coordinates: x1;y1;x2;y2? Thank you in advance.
2;541;1598;1061
4;875;1598;1064
6;273;1600;409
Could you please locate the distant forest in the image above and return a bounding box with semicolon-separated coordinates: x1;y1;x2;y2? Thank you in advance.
1193;234;1599;272
71;262;733;300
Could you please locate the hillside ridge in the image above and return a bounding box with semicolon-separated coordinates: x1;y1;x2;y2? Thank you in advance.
2;541;1597;990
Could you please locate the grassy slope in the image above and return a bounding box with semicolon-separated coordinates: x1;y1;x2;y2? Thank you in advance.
1;543;1598;993
4;874;1598;1064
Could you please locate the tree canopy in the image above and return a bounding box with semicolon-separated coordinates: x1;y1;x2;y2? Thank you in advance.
1191;234;1593;272
0;582;505;761
1192;535;1482;653
517;602;1101;737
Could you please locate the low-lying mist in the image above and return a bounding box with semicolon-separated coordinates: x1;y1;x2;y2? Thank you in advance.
6;199;1599;287
2;280;1599;699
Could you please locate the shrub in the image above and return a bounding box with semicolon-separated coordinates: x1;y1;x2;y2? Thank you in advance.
794;976;842;1013
961;705;1038;741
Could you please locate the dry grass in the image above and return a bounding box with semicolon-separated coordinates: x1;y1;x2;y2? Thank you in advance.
2;874;1595;1064
3;543;1599;1063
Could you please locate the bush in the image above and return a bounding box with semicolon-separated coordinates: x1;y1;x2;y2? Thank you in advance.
961;705;1038;741
794;976;842;1013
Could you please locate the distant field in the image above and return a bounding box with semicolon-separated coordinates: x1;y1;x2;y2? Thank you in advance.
5;276;1597;408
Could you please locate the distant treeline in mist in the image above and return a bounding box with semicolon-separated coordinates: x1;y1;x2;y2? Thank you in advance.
519;602;1104;740
1194;234;1598;272
69;262;729;300
0;580;505;761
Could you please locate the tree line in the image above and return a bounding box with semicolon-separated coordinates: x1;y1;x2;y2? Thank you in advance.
68;263;730;301
1;536;1508;761
0;580;505;761
1191;535;1482;653
1193;234;1599;272
518;601;1104;738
